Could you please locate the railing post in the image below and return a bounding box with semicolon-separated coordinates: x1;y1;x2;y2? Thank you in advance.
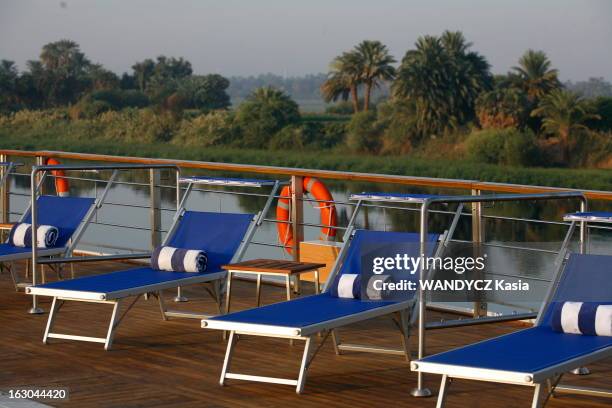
471;188;487;318
291;176;304;261
150;169;162;248
36;156;44;195
0;154;9;225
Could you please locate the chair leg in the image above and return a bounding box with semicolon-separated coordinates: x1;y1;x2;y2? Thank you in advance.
213;280;223;314
220;331;237;386
331;329;341;355
296;336;313;394
104;301;121;351
531;383;543;408
436;375;450;408
158;291;167;321
7;262;20;291
255;274;262;306
43;297;60;344
399;309;411;362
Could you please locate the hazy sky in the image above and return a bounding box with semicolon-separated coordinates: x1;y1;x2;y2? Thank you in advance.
1;0;611;80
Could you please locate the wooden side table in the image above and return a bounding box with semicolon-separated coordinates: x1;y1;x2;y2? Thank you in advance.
222;259;326;314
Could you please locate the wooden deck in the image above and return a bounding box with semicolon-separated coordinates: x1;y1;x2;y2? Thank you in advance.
0;260;610;408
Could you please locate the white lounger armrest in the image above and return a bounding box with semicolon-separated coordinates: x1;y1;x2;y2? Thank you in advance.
201;319;303;338
411;360;534;386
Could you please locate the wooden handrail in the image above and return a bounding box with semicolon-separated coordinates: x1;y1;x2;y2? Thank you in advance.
0;148;610;201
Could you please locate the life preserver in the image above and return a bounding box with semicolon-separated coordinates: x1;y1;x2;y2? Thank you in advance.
276;177;337;254
45;158;69;197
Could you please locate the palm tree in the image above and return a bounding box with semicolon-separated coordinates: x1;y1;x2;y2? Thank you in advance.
40;39;89;73
512;50;560;101
531;89;599;163
354;40;396;111
393;31;492;135
321;51;362;113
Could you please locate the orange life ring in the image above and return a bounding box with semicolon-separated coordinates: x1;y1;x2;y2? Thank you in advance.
276;177;337;254
45;158;69;197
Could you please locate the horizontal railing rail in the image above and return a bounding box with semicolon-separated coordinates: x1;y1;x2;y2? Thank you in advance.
1;149;609;200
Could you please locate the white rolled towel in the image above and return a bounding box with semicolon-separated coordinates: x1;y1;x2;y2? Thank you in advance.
8;223;59;248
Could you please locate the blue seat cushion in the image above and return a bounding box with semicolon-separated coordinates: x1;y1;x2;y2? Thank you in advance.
0;243;33;256
420;326;612;374
33;267;221;294
210;293;396;328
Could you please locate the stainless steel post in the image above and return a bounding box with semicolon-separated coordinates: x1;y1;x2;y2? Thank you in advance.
150;169;162;248
411;201;431;397
0;154;9;225
471;188;487;318
29;166;43;314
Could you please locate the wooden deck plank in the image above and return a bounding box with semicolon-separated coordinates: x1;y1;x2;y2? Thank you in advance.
0;259;610;408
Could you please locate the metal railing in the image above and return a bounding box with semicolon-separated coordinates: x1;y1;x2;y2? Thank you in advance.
0;150;610;305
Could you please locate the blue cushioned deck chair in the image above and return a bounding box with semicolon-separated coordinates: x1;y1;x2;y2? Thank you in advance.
27;176;280;350
202;227;444;393
411;251;612;408
1;195;98;289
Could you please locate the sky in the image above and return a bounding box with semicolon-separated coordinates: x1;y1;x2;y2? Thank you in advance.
1;0;611;81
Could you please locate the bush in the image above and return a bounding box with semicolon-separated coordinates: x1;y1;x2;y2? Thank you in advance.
234;87;300;148
174;110;237;146
319;122;346;149
96;109;177;142
586;97;612;131
466;128;539;166
346;111;381;153
91;89;149;109
269;125;306;150
325;101;355;115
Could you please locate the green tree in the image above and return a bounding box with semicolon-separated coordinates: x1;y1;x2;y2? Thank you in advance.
531;89;599;164
346;110;382;152
321;51;363;113
354;40;395;111
235;87;300;147
132;59;155;91
393;31;492;135
0;60;19;112
511;50;560;102
476;82;530;129
178;74;231;111
38;39;91;105
86;64;120;91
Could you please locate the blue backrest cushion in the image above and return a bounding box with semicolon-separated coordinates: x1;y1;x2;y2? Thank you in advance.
541;254;612;329
167;211;253;272
22;196;95;247
329;229;439;298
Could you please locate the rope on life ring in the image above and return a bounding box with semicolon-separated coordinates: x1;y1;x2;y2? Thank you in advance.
45;158;69;197
276;177;337;254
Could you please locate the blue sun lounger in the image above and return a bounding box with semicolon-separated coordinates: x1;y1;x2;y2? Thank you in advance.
27;175;280;349
1;195;96;288
411;252;612;408
202;228;442;393
27;210;257;350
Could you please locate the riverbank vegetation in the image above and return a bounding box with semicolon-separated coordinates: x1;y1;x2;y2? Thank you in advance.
0;34;610;188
